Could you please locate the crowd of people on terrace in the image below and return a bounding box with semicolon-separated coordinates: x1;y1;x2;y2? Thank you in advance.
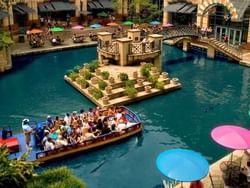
22;107;136;151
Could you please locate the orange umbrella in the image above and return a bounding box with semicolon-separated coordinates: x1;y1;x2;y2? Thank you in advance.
29;29;43;34
107;22;119;27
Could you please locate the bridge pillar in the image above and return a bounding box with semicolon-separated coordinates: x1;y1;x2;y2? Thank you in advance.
116;38;132;66
183;40;190;52
207;46;215;59
247;21;250;43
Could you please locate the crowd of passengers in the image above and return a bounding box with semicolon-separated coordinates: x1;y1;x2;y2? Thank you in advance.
36;107;134;151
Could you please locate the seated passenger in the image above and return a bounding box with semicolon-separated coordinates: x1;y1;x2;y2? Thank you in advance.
189;180;203;188
84;128;97;140
44;137;55;151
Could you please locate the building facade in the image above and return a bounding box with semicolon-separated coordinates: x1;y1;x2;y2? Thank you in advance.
163;0;250;44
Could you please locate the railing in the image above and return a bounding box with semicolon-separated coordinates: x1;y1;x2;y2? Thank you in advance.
99;42;119;54
162;25;199;40
131;42;156;54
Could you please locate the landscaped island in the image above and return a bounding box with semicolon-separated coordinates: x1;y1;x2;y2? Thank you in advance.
64;60;181;107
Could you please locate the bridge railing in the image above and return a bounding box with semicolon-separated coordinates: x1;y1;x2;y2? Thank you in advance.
98;42;119;54
162;25;199;40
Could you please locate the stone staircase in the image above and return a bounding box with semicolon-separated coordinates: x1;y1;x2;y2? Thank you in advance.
208;38;242;61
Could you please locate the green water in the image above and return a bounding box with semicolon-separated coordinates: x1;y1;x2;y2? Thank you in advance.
0;45;250;188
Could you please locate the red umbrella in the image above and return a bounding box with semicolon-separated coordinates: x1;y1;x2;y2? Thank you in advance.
107;22;119;27
29;29;43;34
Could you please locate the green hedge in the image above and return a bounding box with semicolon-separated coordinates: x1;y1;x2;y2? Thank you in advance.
26;167;86;188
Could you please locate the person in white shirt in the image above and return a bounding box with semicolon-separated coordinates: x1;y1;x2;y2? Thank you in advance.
22;119;33;148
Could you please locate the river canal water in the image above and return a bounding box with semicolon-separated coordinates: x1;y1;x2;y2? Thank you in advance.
0;45;249;188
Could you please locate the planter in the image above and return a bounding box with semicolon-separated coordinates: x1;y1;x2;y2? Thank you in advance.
91;77;98;84
151;66;158;73
144;86;151;93
95;68;101;76
137;79;144;86
109;76;115;84
105;86;112;94
84;63;90;69
102;96;109;105
172;78;179;85
152;72;160;79
87;86;94;94
133;71;138;79
81;83;88;89
161;72;169;79
165;78;170;84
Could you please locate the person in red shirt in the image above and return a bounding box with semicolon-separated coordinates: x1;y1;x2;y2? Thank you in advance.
189;180;203;188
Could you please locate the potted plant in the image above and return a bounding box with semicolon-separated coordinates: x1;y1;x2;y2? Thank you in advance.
79;79;89;89
118;72;129;81
68;72;79;81
125;86;137;98
155;81;165;91
125;80;136;87
80;69;92;80
98;80;108;90
101;71;110;80
65;69;74;76
147;75;158;87
91;88;103;99
151;66;158;73
88;60;99;72
87;86;94;94
73;65;81;73
140;67;150;79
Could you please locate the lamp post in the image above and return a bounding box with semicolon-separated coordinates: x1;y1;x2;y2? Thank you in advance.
224;13;231;44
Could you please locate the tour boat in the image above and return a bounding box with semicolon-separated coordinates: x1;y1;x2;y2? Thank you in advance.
2;106;142;163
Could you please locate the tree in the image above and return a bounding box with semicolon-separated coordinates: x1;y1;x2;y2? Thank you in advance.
0;146;38;188
0;31;13;50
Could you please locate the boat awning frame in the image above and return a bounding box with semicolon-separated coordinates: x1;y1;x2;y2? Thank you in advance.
13;4;35;15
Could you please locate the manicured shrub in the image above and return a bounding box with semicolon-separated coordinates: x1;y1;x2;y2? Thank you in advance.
91;88;103;99
118;72;129;81
80;69;92;80
101;71;110;80
124;80;136;87
143;63;153;70
140;67;150;78
73;65;81;73
26;167;86;188
88;60;99;72
98;80;108;90
125;86;137;98
68;72;79;81
155;81;165;90
147;75;158;86
78;79;89;88
65;69;74;76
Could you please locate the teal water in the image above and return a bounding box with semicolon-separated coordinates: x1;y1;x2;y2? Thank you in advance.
0;45;250;188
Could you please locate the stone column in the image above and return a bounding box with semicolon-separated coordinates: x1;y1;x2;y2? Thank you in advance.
28;1;38;21
247;20;250;43
196;14;202;28
123;0;128;16
117;0;123;15
202;13;209;28
3;5;14;28
163;0;169;24
116;38;132;66
135;1;140;14
183;40;190;52
207;46;215;59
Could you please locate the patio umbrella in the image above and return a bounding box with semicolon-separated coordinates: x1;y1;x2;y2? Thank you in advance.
211;125;250;150
29;29;43;34
89;24;102;29
71;25;84;30
50;27;64;32
156;148;209;183
122;20;134;26
163;23;174;28
150;20;161;25
107;22;119;27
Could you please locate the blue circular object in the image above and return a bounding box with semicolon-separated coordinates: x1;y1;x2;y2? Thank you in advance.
156;148;209;182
